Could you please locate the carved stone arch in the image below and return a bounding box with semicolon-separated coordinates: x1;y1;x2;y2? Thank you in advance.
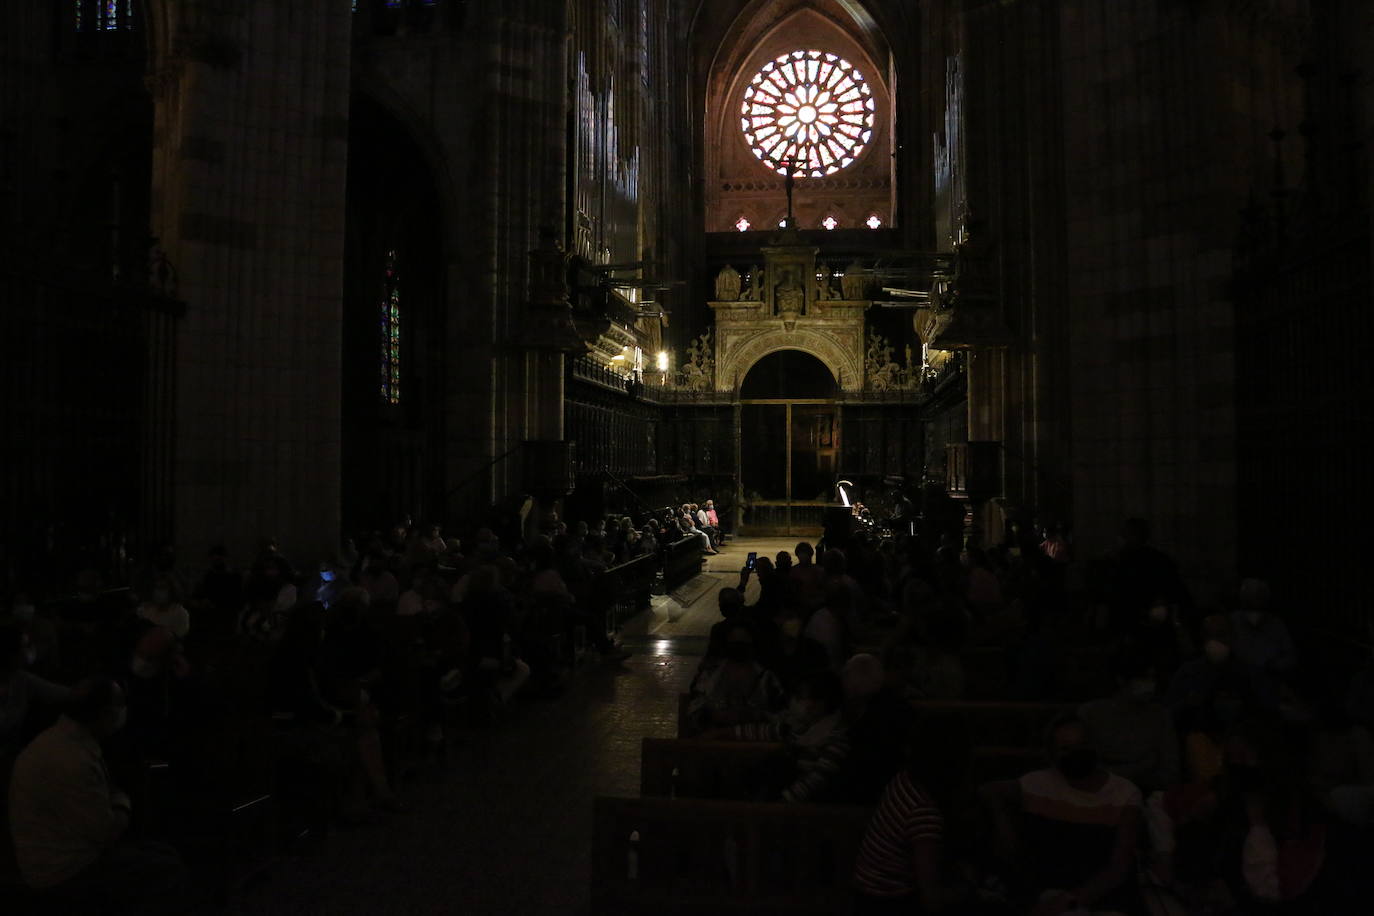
721;330;863;395
351;79;462;263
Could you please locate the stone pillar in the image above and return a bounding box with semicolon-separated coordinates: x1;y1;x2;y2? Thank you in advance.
148;0;351;566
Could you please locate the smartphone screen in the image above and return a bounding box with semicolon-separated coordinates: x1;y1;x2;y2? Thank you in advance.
746;551;757;570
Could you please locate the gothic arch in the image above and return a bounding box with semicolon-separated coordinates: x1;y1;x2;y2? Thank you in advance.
721;330;863;394
350;78;463;263
701;1;896;232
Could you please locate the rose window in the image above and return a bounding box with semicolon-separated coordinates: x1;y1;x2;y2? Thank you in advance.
741;50;875;177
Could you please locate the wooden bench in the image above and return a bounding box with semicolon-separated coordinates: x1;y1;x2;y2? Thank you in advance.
601;553;659;630
641;738;787;800
592;795;872;914
663;536;705;593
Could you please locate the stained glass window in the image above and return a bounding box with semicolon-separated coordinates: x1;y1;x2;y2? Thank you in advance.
821;215;838;230
75;0;133;31
380;250;401;405
741;50;875;178
866;214;883;229
735;216;751;232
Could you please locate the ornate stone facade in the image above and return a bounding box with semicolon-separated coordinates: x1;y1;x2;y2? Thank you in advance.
708;230;867;392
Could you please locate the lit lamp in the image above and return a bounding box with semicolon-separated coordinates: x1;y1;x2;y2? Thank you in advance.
836;479;854;508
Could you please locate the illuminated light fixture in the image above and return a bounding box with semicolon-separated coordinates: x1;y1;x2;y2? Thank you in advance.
735;216;751;232
821;215;838;230
656;351;669;372
866;214;883;229
837;479;854;507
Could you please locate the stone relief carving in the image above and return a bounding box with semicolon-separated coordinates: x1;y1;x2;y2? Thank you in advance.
678;328;715;391
864;329;909;391
723;329;863;395
713;264;741;301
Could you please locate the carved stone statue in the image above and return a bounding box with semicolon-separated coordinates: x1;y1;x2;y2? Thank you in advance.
841;259;866;300
744;265;764;301
775;268;804;319
714;264;741;301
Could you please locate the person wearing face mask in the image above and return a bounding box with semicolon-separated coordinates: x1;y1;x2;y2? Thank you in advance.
136;575;190;639
1228;578;1296;678
833;653;918;804
8;677;189;910
1078;647;1179;793
6;589;61;677
688;624;785;734
729;669;851;803
1167;615;1279;745
0;622;71;760
981;715;1143;916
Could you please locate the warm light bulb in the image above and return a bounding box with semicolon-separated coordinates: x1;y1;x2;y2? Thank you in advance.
657;351;669;372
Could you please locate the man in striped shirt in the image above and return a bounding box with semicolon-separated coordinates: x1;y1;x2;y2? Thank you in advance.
853;715;971;913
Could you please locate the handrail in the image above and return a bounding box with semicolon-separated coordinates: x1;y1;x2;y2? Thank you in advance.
443;443;524;502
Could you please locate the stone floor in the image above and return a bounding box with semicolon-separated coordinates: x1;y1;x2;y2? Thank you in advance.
220;535;819;915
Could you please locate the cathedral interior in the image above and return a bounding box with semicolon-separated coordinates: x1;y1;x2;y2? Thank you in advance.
2;1;1373;914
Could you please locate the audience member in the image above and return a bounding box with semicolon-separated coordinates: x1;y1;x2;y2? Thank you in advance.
8;677;188;911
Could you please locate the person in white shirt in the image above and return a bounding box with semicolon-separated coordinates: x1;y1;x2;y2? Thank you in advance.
136;575;190;639
8;678;187;910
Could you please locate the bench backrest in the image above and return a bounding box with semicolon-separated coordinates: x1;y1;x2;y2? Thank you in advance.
641;738;786;800
592;795;872;914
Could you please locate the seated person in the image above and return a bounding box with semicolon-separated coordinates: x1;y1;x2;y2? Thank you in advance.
757;604;829;697
853;716;973;913
835;653;918;804
0;622;70;760
687;624;784;733
1228;578;1296;680
982;713;1142;915
136;574;191;639
1078;646;1179;793
8;677;187;911
722;669;851;803
1167;614;1278;742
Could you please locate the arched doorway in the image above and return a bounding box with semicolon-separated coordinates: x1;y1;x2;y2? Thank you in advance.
739;349;839;534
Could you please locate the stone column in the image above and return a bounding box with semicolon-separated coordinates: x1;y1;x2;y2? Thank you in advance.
148;0;351;566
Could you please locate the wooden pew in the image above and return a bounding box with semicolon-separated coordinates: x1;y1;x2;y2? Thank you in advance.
663;536;705;593
641;738;787;800
602;552;659;630
591;795;872;914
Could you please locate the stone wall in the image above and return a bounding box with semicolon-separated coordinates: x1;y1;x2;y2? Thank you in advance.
1057;0;1306;596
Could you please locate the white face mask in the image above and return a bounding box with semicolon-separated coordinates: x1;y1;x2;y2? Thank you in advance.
12;603;35;623
1125;678;1156;700
130;656;160;679
1204;640;1231;665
